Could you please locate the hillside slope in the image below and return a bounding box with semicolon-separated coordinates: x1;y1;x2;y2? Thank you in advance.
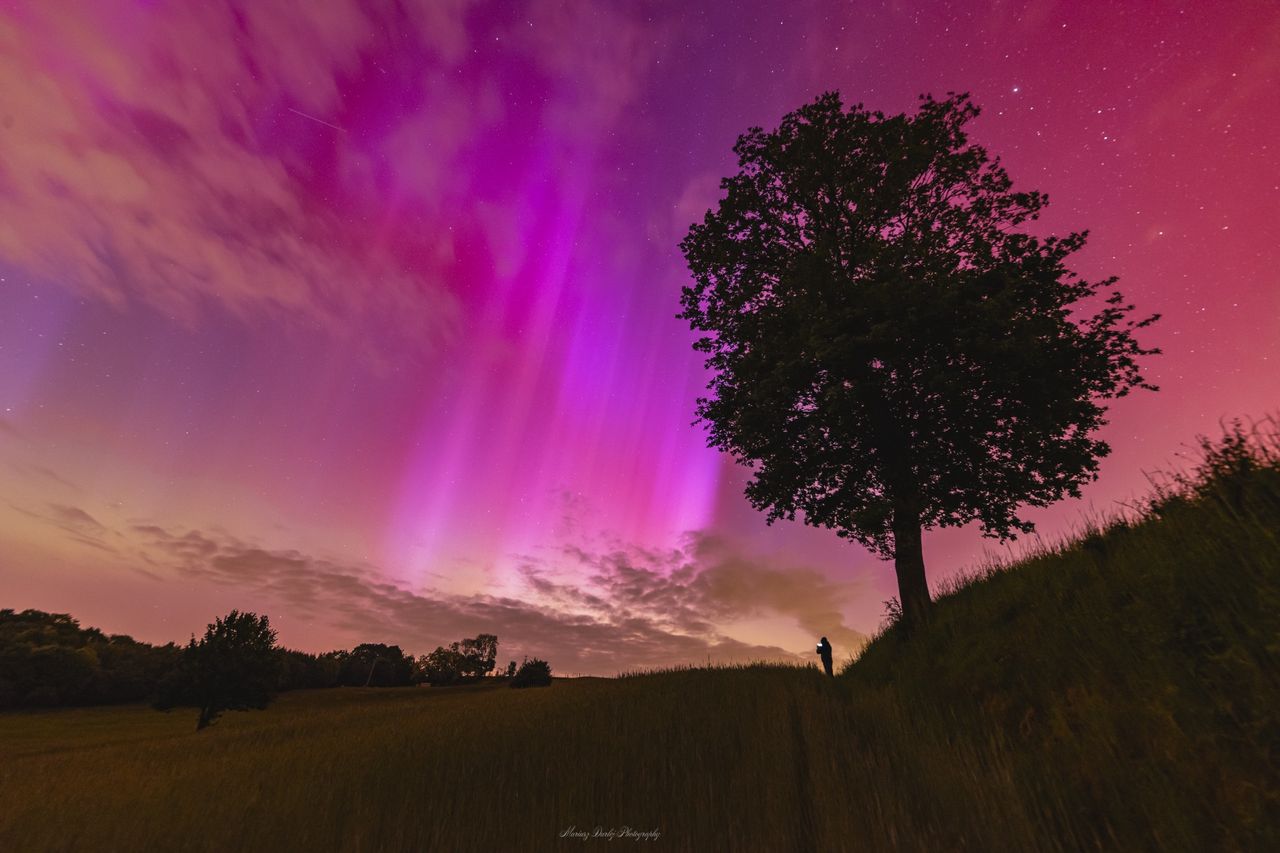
846;422;1280;850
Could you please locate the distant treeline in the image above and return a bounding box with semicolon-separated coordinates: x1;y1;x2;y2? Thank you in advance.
0;609;513;710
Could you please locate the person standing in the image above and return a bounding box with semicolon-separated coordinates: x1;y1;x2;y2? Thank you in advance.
816;636;833;677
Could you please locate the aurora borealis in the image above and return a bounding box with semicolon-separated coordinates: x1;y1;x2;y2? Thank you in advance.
2;1;1277;673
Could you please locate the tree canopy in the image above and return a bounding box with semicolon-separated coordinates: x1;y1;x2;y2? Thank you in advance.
340;643;415;687
160;610;280;730
679;92;1159;628
417;633;499;685
0;609;181;708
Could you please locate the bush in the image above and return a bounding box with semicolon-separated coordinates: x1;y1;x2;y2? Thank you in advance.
509;657;552;688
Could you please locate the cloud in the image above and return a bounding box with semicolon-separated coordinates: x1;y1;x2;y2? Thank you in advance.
0;502;863;673
7;461;78;491
533;531;868;658
655;172;725;247
512;0;666;128
47;504;105;532
1139;16;1280;134
7;502;119;555
124;519;825;672
0;3;471;368
0;2;683;374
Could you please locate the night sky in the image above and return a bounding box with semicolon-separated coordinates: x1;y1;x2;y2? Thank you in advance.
2;1;1277;674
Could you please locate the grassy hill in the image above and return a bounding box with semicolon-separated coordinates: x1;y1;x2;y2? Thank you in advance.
2;424;1277;851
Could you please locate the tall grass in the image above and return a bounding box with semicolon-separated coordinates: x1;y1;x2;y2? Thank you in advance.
1;421;1277;851
850;416;1280;850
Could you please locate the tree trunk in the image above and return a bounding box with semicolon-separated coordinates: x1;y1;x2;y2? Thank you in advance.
364;657;382;687
892;503;931;630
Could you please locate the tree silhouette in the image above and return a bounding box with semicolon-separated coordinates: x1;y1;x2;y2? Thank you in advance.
176;611;279;730
510;657;552;688
1;609;182;709
456;633;498;678
341;643;414;687
679;92;1159;629
417;634;499;685
417;646;465;686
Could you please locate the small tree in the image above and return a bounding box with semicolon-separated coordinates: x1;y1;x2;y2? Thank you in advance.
455;634;498;678
510;657;552;688
168;611;279;730
679;92;1159;630
418;646;466;686
417;634;500;684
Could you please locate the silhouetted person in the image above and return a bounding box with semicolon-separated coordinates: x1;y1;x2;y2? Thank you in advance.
817;636;833;677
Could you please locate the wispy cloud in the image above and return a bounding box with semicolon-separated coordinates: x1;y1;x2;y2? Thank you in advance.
8;502;119;555
9;462;79;491
14;503;863;674
0;1;674;372
130;520;841;672
529;531;868;658
0;3;473;368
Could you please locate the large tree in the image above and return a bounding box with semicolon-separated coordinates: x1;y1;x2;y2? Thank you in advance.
678;92;1159;630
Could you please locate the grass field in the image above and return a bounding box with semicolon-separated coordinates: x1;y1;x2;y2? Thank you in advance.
2;424;1277;852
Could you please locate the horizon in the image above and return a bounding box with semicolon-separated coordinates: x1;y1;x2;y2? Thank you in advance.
2;1;1278;676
